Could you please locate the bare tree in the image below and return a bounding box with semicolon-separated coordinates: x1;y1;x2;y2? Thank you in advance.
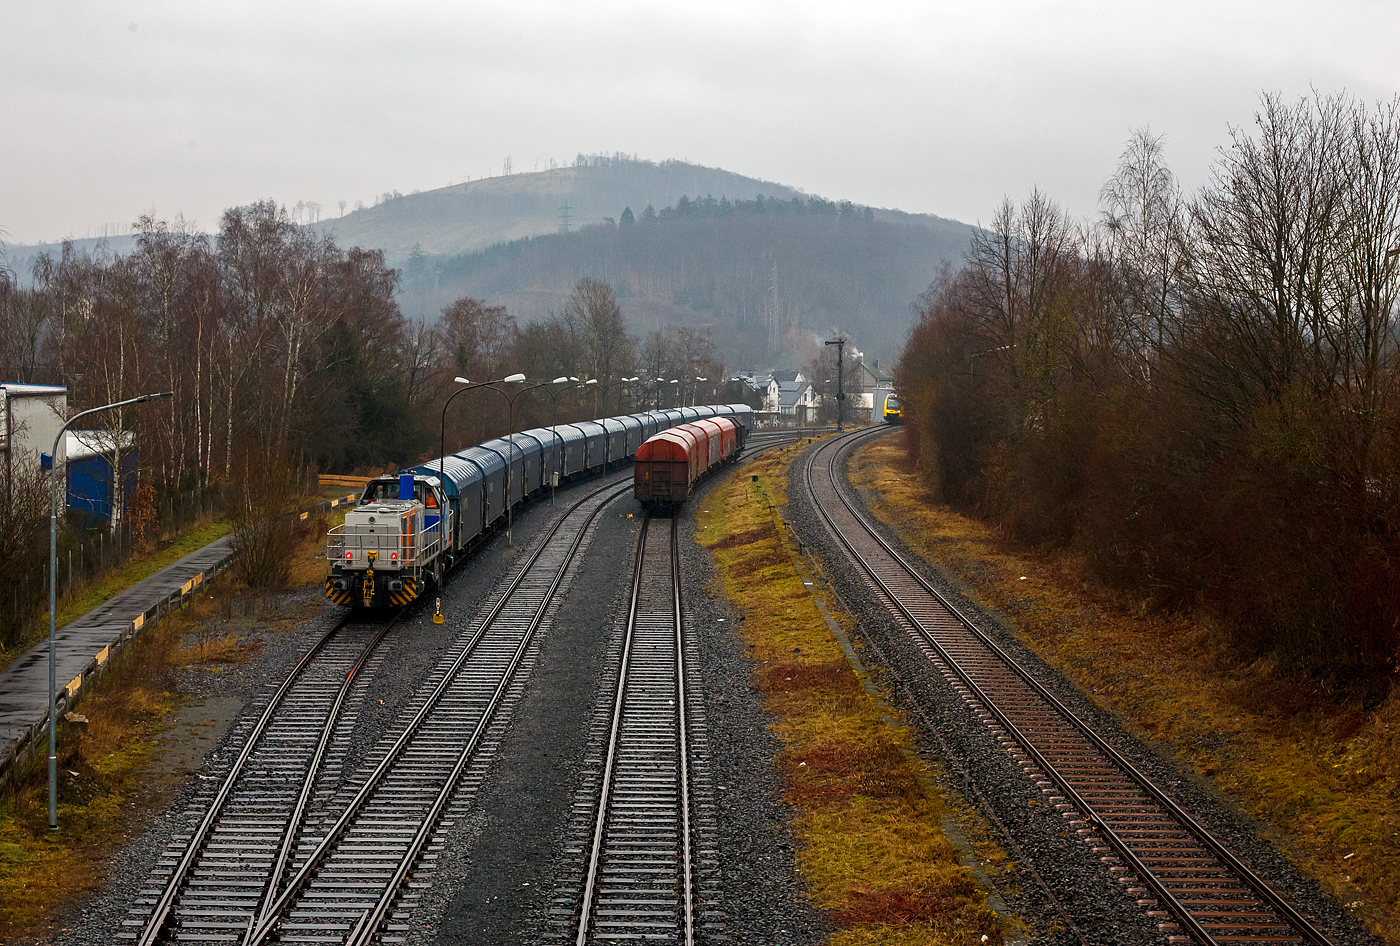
1184;92;1353;424
216;202;281;475
402;315;442;407
1099;127;1188;379
562;278;632;410
1334;96;1400;492
960;190;1075;421
440;297;519;381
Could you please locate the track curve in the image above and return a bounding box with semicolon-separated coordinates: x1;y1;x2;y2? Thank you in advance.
799;427;1334;946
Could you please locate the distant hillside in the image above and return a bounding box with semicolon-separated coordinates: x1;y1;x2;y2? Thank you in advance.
399;193;976;369
3;234;141;285
320;155;971;267
322;155;812;264
2;155;978;367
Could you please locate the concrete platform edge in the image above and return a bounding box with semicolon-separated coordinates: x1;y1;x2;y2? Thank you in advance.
0;494;357;789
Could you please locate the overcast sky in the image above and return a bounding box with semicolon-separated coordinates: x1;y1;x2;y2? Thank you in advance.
3;0;1397;247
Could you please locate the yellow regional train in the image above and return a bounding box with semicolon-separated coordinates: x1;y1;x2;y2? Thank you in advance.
882;392;902;424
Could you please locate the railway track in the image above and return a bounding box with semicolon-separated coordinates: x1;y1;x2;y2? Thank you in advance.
126;613;400;944
129;476;631;945
550;514;717;945
800;427;1335;946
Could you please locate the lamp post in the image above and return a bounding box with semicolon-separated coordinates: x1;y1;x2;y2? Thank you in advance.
440;374;526;497
49;390;172;829
511;376;585;507
597;377;637;464
600;376;638;416
539;377;587;505
440;377;491;493
438;373;527;543
486;375;527;543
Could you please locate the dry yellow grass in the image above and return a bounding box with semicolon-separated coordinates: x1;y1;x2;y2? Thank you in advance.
698;442;1005;946
0;602;188;940
851;432;1400;944
0;511;336;942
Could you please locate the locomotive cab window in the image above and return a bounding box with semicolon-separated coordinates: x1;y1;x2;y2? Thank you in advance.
361;481;395;504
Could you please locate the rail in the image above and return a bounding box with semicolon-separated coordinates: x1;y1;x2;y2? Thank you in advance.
249;477;636;946
802;428;1334;946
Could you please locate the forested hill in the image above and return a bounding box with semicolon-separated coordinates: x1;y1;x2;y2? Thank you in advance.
323;156;817;263
398;194;976;368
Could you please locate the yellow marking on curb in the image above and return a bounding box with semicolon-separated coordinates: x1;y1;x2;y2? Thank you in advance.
133;613;144;631
66;674;82;697
96;645;109;666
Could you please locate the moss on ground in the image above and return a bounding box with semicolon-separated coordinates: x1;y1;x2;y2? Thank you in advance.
0;511;333;942
698;440;1006;945
0;520;234;675
852;432;1400;944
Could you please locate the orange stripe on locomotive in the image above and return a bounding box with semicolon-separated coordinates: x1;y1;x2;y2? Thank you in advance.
634;416;740;509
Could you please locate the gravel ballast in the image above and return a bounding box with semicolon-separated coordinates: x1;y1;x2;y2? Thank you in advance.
782;429;1380;946
43;461;828;946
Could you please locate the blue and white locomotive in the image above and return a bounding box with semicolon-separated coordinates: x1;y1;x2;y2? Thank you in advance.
325;403;754;606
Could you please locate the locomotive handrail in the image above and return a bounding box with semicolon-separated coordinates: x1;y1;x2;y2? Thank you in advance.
326;522;443;569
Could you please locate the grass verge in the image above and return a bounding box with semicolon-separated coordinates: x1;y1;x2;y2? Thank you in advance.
697;440;1006;946
851;432;1400;944
0;581;222;941
0;510;337;942
0;520;233;675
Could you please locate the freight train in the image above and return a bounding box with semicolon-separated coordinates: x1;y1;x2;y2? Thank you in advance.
326;403;753;606
633;416;744;511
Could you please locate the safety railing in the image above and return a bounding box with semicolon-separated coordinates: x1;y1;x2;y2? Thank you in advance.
327;524;441;570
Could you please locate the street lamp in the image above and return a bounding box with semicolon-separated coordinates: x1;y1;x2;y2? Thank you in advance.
49;390;172;829
600;376;638;416
536;377;588;505
438;373;527;543
485;375;527;544
440;374;524;495
513;376;589;507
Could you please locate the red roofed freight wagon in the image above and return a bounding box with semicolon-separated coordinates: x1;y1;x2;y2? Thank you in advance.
633;416;743;511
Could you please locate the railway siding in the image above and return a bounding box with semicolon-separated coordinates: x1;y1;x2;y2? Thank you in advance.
794;428;1380;945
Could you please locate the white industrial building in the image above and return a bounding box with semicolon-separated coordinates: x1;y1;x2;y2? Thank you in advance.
1;383;68;486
